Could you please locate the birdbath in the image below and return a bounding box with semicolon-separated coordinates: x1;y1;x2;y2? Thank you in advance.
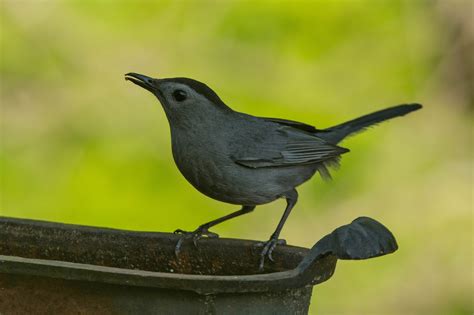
0;216;397;314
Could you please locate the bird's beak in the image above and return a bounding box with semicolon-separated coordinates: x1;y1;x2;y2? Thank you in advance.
125;72;160;94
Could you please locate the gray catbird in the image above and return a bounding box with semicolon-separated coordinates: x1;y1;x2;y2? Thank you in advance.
125;72;421;269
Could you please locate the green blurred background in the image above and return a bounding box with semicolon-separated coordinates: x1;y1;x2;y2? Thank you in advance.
1;0;472;314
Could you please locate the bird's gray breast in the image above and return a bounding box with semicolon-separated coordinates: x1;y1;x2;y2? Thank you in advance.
170;127;239;203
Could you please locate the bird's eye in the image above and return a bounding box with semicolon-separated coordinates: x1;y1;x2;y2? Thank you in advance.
172;89;187;102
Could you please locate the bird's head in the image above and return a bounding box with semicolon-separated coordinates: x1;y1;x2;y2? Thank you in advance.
125;73;232;126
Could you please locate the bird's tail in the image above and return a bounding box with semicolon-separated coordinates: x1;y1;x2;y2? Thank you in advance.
317;103;422;144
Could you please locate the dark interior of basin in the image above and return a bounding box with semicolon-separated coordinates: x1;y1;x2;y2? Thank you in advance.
0;217;309;276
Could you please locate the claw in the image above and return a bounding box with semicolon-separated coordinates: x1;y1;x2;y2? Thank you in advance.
173;226;220;257
258;238;286;270
268;250;275;262
174;237;185;256
192;234;200;247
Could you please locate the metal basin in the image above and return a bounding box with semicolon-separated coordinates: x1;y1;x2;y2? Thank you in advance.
0;216;397;314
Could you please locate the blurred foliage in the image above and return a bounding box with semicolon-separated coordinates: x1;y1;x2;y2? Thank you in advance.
0;0;472;314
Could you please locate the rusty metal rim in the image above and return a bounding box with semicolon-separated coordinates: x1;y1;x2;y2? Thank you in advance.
0;216;337;294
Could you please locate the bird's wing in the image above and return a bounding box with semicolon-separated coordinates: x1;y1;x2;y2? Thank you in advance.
231;125;349;169
258;117;321;133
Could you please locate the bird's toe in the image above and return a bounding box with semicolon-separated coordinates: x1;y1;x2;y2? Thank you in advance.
258;238;286;270
173;226;219;256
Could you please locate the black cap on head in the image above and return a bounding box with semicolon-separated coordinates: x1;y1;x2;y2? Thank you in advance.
163;77;229;110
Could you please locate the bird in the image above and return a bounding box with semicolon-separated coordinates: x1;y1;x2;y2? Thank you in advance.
125;72;421;269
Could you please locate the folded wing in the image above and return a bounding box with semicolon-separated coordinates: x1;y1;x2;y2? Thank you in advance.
231;124;349;177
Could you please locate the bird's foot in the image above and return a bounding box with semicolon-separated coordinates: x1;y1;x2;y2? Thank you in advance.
173;226;219;256
256;237;287;270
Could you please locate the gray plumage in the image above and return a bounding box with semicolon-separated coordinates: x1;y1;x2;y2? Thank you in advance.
125;73;422;269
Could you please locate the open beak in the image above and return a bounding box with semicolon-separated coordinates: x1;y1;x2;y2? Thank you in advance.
125;73;158;93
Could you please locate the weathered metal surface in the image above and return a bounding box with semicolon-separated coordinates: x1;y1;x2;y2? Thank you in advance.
0;274;314;315
0;216;397;314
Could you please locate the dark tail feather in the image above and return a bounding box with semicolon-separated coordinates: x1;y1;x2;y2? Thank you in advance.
317;103;422;144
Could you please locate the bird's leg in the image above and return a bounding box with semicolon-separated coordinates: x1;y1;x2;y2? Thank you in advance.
174;205;255;256
258;189;298;270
